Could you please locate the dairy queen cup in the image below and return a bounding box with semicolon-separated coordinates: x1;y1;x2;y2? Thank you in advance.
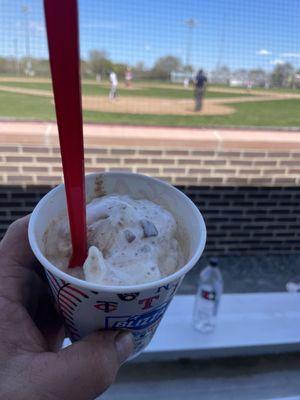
29;172;206;358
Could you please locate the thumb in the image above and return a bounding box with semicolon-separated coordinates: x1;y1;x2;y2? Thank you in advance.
40;330;134;400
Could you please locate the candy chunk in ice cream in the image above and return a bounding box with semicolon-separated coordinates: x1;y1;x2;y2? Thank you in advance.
44;194;184;286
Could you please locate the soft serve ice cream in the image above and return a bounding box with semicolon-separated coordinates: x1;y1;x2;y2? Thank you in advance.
43;194;184;286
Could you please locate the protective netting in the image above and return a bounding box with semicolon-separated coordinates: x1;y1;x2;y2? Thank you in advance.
0;0;299;127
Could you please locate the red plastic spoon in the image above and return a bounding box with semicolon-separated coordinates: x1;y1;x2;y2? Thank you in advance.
44;0;87;267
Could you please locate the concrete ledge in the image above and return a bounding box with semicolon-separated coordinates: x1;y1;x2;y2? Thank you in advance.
63;293;300;363
137;293;300;362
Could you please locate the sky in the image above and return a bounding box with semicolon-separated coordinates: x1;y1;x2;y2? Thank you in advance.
0;0;300;72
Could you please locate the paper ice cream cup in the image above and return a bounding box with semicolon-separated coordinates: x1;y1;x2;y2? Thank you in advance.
29;172;206;357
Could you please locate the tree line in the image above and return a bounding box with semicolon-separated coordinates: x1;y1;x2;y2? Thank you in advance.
0;51;186;81
0;50;299;88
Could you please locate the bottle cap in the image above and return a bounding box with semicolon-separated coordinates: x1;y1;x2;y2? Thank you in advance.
209;257;218;267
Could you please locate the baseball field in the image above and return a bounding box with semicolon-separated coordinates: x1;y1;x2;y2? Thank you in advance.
0;76;300;128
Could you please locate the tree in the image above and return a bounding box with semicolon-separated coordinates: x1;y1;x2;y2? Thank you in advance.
150;55;182;80
0;57;9;73
183;64;194;73
80;59;91;78
88;50;112;77
0;57;19;74
30;58;50;76
210;65;231;84
135;61;145;72
271;63;294;87
248;69;267;87
132;61;148;80
113;63;127;77
233;69;248;82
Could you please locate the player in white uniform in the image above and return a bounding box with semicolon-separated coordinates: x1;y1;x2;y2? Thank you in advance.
109;71;118;101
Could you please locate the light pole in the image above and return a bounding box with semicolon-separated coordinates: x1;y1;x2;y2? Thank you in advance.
21;4;32;75
216;12;225;71
184;18;198;70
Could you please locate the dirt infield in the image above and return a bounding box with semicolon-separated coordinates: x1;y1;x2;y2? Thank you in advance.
1;77;300;116
82;96;236;115
0;83;235;115
82;92;300;115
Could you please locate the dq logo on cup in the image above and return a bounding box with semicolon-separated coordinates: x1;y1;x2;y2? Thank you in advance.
105;301;169;330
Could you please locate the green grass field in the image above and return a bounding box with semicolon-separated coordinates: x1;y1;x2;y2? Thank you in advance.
0;81;253;99
1;90;300;128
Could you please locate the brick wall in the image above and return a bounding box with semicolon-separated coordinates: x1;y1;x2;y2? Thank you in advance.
0;128;300;255
1;145;300;187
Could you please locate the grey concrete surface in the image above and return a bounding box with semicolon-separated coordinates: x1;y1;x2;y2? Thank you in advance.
100;353;300;400
179;255;300;295
98;255;300;400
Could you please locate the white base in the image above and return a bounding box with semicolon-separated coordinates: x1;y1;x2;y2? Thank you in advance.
138;292;300;362
63;292;300;363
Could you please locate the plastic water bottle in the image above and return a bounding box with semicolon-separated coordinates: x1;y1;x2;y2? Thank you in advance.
193;257;223;333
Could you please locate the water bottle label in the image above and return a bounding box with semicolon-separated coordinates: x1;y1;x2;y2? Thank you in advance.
201;289;216;301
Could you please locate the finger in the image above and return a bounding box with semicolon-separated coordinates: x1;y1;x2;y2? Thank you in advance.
0;216;48;307
0;216;65;352
0;215;40;271
34;330;133;400
34;295;65;351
